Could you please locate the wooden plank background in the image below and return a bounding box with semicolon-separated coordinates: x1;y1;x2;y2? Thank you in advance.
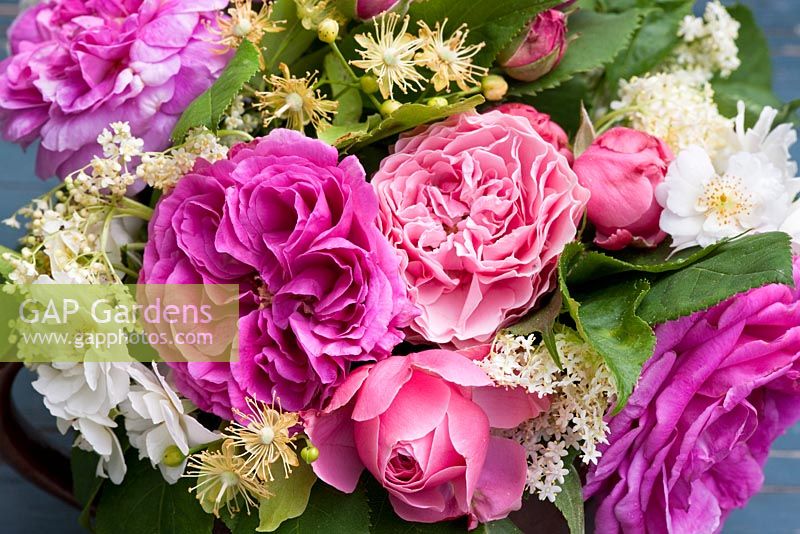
0;0;798;532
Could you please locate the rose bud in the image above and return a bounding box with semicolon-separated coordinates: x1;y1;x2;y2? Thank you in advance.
495;103;573;164
498;9;568;82
573;127;673;251
353;0;408;20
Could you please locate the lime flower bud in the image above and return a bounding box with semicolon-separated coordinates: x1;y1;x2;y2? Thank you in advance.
427;97;449;108
380;99;403;116
301;445;320;463
162;445;186;467
359;75;380;95
481;75;508;101
317;19;339;43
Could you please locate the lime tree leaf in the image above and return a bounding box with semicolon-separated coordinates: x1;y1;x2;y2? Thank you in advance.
510;9;643;96
334;96;485;151
507;292;563;367
258;463;318;532
517;76;589;135
324;53;362;125
172;40;261;142
725;4;771;88
776;99;800;126
575;279;655;413
223;510;260;534
554;450;585;534
262;0;316;73
565;239;724;285
637;232;794;324
71;448;105;530
712;80;781;123
95;454;213;534
605;1;692;86
272;482;370;534
558;242;585;329
317;113;382;146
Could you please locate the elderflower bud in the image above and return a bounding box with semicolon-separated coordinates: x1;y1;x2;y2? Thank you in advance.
317;18;339;43
359;75;380;94
481;74;508;101
380;99;402;116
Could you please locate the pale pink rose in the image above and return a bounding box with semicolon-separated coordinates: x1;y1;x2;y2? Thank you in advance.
303;350;548;528
372;111;589;347
574;127;673;250
494;103;573;163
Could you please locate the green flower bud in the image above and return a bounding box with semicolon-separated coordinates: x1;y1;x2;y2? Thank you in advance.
162;445;186;467
427;97;449;108
481;75;509;101
380;100;402;117
317;19;339;44
359;75;380;95
301;445;320;463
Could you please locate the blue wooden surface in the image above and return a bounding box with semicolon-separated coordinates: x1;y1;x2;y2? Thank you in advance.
0;0;798;533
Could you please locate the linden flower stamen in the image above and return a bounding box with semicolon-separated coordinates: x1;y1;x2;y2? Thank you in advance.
295;0;345;31
352;13;426;99
224;396;301;482
416;20;488;92
186;440;272;518
211;0;283;52
255;63;338;131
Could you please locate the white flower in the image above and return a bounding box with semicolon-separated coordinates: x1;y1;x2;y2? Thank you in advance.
674;0;740;80
122;364;219;484
657;146;798;250
32;362;139;484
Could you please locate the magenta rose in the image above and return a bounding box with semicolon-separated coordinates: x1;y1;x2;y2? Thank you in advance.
574;127;673;250
0;0;230;179
495;103;573;164
372;111;589;347
585;257;800;533
498;9;568;82
140;130;415;417
353;0;408;20
304;350;548;527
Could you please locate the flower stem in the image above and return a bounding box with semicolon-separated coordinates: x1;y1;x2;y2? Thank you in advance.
216;130;254;142
116;197;154;221
329;41;383;110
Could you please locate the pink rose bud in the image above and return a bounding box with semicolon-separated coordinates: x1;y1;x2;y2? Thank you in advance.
355;0;407;20
574;127;673;251
499;9;568;82
495;103;574;164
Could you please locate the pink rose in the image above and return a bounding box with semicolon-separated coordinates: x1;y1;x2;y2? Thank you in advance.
495;103;573;163
354;0;408;20
585;257;800;533
373;111;589;347
574;127;673;250
498;9;568;82
304;350;548;527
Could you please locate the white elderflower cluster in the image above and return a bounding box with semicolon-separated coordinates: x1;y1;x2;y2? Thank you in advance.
70;122;144;200
136;128;228;191
224;96;261;133
612;70;733;156
479;330;616;502
675;0;740;80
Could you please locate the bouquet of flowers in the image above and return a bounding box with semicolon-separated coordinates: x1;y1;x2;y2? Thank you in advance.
1;0;799;532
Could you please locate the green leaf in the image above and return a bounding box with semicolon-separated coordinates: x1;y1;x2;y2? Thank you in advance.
637;232;795;324
323;53;363;126
573;103;596;158
333;96;485;151
565;239;724;286
604;1;692;86
475;520;524;533
258;463;318;532
554;450;585;534
725;3;772;88
712;80;781;124
776;99;800;127
575;279;655;412
510;9;643;96
517;76;590;135
71;448;105;530
507;292;563;367
95;454;213;534
262;0;316;73
272;482;370;534
171;40;261;143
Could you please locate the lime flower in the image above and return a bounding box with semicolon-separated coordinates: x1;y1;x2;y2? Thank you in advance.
295;0;346;31
186;440;272;518
416;20;488;92
210;0;283;51
255;63;338;130
352;13;426;99
224;396;301;482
